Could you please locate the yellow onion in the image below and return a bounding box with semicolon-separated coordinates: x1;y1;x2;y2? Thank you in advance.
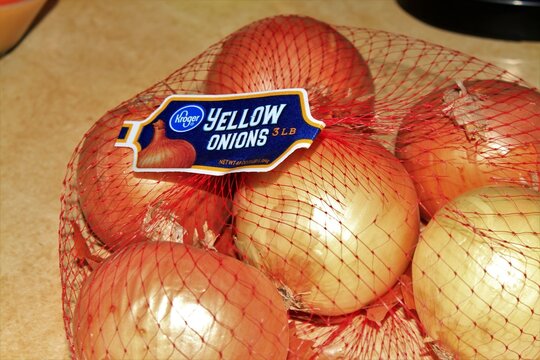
412;185;540;359
73;242;289;360
233;132;419;316
396;80;540;220
205;15;374;125
137;120;196;169
77;102;230;251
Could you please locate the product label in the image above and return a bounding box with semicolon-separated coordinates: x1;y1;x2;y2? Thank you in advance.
115;89;325;176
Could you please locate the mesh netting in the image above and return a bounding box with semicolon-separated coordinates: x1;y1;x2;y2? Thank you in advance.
413;185;539;359
59;15;540;360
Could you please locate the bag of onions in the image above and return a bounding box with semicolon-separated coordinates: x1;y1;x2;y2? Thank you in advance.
59;15;540;360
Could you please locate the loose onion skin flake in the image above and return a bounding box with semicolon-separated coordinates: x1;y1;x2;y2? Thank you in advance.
396;80;540;220
234;131;419;316
73;242;289;360
412;185;540;359
206;15;375;124
289;306;447;360
77;104;230;251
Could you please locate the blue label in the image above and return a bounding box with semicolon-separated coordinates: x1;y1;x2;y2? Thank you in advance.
115;89;325;176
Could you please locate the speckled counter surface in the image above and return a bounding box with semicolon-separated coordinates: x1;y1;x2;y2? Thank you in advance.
0;1;538;359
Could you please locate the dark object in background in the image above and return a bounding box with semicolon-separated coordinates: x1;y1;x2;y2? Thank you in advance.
397;0;540;41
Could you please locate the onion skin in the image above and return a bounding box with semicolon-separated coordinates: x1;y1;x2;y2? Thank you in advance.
234;132;419;316
73;242;289;360
289;307;443;360
77;103;230;251
205;15;374;124
412;185;540;359
396;79;540;220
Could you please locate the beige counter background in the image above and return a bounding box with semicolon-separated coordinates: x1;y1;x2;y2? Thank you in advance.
0;0;538;359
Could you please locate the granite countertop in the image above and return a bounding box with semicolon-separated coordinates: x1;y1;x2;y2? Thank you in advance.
1;1;538;359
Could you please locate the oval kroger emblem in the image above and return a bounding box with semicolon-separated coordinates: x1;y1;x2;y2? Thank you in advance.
169;105;205;132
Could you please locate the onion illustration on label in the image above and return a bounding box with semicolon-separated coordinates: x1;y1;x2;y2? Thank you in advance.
137;120;196;169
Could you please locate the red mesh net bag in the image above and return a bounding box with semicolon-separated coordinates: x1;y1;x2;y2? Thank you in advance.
59;15;540;359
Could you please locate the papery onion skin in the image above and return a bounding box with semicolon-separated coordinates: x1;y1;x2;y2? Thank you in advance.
412;185;540;359
396;79;540;220
289;307;443;360
205;15;374;124
77;103;229;251
137;121;196;169
234;132;419;316
73;242;289;360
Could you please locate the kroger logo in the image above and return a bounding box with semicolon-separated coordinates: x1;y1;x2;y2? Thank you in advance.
169;104;205;132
